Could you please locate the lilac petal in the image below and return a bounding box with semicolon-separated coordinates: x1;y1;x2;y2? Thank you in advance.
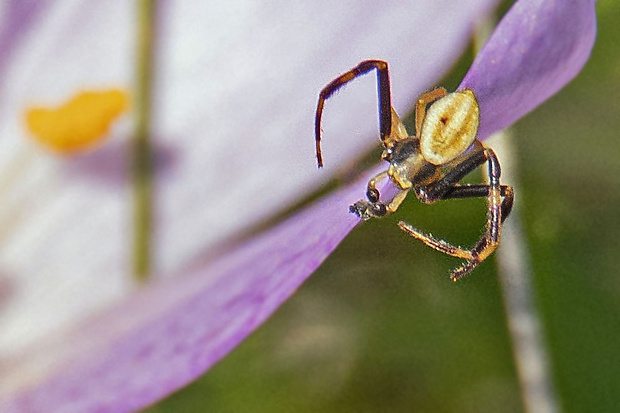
152;1;500;275
460;0;597;140
0;1;136;357
0;1;598;410
0;1;496;358
0;169;378;412
0;2;50;91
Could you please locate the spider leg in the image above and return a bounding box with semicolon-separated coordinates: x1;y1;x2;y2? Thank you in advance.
315;60;391;167
414;87;447;137
398;221;473;259
399;145;512;281
351;167;417;221
365;171;388;202
351;178;411;220
443;184;514;224
399;183;514;262
414;140;488;204
352;188;410;219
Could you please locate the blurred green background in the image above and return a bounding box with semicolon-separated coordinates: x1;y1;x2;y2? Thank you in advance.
150;1;619;412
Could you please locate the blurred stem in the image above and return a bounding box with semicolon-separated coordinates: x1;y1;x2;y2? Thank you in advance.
491;132;559;413
133;0;155;283
475;16;560;413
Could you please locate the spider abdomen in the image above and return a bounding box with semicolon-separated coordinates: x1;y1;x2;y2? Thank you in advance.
420;89;479;165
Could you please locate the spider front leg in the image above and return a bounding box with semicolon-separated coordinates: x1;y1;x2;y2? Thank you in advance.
315;60;392;167
399;145;513;281
350;170;411;220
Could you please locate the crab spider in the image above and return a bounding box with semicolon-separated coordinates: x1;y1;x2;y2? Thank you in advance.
315;60;514;281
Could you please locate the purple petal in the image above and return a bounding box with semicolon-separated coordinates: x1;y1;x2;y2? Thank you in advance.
0;1;496;358
0;1;136;358
0;1;493;360
0;169;375;412
460;0;597;140
153;1;500;276
0;2;50;94
0;1;599;411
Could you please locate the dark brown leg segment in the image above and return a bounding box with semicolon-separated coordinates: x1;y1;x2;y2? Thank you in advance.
315;60;391;167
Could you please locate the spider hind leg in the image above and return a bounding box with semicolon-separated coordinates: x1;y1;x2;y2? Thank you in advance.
399;145;513;281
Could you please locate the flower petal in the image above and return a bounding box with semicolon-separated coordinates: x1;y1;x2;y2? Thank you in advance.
0;0;495;359
459;0;597;140
0;0;135;359
0;2;599;410
152;1;499;274
0;168;373;412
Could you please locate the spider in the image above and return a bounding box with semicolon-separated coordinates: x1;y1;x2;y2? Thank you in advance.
314;60;514;281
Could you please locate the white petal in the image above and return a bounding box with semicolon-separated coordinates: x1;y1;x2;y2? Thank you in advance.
0;0;135;356
0;0;497;357
153;0;497;273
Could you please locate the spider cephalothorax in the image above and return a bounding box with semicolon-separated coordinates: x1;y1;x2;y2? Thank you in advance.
315;60;513;281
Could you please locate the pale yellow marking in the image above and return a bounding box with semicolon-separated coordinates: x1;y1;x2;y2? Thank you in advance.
25;89;130;153
420;89;479;165
415;87;447;136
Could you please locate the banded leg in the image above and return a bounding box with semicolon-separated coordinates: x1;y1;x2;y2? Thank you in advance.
315;60;391;167
399;183;514;265
399;147;510;281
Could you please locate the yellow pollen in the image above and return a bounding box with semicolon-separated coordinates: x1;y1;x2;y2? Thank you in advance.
25;89;130;153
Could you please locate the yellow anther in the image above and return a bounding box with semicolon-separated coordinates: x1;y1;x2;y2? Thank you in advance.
25;89;130;153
